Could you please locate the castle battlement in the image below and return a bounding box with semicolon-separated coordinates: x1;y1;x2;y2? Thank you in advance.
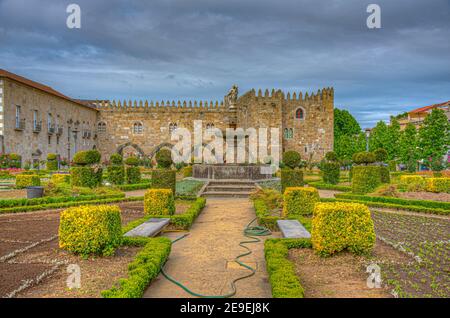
95;99;227;112
241;87;334;102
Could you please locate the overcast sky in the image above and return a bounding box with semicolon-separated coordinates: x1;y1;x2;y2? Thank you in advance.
0;0;449;127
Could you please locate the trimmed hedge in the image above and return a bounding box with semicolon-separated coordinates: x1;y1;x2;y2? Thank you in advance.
144;189;175;215
46;159;58;171
107;165;125;185
182;166;193;178
281;169;304;193
321;162;340;185
312;202;375;256
71;166;103;188
334;193;450;211
51;174;70;185
101;237;171;298
73;150;101;166
125;166;141;184
151;169;176;194
155;149;173;168
117;181;152;191
15;174;40;189
379;166;390;183
398;175;426;192
426;178;450;193
282;187;320;217
351;166;381;194
308;181;351;192
264;238;311;298
283;151;302;169
59;205;122;257
134;197;206;230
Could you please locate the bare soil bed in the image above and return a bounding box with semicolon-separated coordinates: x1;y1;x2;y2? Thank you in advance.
289;239;408;298
0;200;153;298
397;191;450;202
0;189;26;199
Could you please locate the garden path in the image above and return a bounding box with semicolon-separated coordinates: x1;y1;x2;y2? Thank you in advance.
143;198;278;298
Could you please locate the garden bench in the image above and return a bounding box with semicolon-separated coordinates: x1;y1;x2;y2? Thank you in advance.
277;220;311;239
124;218;170;237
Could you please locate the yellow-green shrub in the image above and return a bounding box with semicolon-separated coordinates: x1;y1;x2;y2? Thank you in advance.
59;205;122;256
426;178;450;193
51;174;71;185
15;174;41;189
311;202;375;256
282;187;320;217
351;166;381;194
182;166;193;178
144;189;175;215
398;175;426;192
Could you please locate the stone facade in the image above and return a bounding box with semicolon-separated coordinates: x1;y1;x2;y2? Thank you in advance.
0;69;334;165
96;87;334;162
0;73;98;165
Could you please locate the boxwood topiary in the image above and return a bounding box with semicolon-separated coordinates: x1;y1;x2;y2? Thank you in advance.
124;156;140;166
352;152;376;165
71;166;103;188
281;169;304;193
110;153;123;165
379;166;390;183
151;169;176;194
107;165;125;185
282;151;301;169
282;187;320;217
73;150;101;166
374;148;388;163
351;166;381;194
46;153;58;171
320;161;341;185
155;149;173;169
15;174;41;189
126;166;141;184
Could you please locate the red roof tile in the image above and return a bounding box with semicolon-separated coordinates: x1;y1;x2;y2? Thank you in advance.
0;69;97;111
409;101;450;114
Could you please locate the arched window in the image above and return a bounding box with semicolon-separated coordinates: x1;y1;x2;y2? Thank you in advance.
284;128;289;139
206;123;215;132
289;128;293;139
97;121;106;133
295;108;305;120
133;122;143;134
169;123;178;134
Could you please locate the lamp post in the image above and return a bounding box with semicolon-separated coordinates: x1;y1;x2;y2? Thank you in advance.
365;128;371;152
67;119;73;162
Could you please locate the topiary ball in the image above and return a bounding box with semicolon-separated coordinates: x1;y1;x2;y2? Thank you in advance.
47;153;58;161
325;151;338;162
110;153;123;165
282;151;301;169
124;156;140;166
374;148;388;163
155;149;173;169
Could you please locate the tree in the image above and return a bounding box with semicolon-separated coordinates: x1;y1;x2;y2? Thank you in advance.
418;109;450;170
334;108;365;161
398;123;418;172
369;121;389;152
385;117;401;160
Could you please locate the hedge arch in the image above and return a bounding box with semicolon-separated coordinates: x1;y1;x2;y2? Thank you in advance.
117;142;145;157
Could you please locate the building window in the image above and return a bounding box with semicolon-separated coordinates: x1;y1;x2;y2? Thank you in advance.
47;113;53;131
206;123;214;132
33;110;38;130
169;123;178;134
295;107;305;120
133;122;143;134
284;128;293;139
97;121;106;133
15;105;21;128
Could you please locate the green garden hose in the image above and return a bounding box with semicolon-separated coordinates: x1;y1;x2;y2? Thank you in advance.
161;218;271;298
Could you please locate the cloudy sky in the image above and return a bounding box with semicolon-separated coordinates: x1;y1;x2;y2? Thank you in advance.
0;0;449;127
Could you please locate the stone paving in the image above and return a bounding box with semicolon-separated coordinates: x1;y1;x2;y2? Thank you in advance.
144;198;279;298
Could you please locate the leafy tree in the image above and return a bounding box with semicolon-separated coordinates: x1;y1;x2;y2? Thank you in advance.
398;123;418;172
385;117;401;160
369;121;389;152
418;109;450;170
334;108;365;161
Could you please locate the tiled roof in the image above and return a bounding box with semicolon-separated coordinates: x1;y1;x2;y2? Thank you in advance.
0;69;97;111
409;101;450;114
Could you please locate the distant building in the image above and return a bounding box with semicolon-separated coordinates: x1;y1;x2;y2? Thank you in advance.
398;100;450;130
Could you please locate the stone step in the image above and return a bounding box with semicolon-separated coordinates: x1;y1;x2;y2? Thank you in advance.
206;185;255;192
208;181;256;187
201;191;253;198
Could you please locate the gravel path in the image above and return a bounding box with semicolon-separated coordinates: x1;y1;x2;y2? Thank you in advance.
144;198;279;298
